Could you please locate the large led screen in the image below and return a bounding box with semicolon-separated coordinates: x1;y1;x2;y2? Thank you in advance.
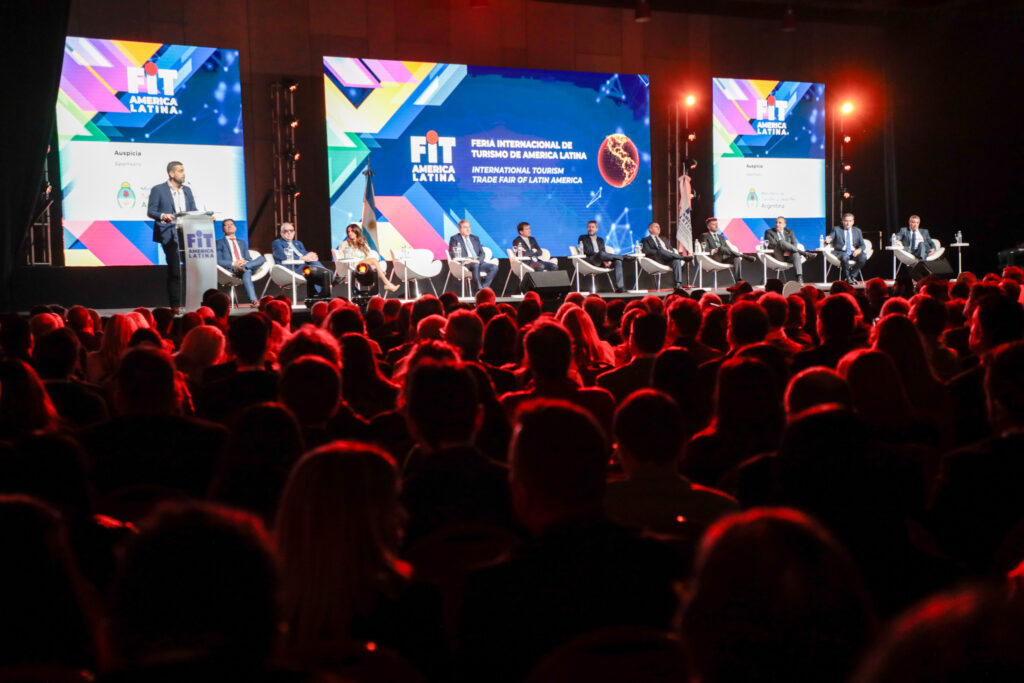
56;37;247;266
712;78;825;251
324;58;651;258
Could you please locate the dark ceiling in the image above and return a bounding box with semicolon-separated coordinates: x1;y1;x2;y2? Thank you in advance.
536;0;1022;27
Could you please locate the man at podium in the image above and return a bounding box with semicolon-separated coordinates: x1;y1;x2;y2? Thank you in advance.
148;160;196;308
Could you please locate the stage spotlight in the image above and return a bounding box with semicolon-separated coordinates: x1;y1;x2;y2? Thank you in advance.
301;265;312;276
843;162;852;172
352;262;379;300
284;183;301;198
841;102;854;115
843;135;852;144
841;188;852;200
282;78;299;92
286;115;299;128
635;0;652;23
286;147;300;162
685;95;696;107
686;129;697;142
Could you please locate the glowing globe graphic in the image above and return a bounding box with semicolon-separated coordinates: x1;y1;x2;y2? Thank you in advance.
597;134;640;188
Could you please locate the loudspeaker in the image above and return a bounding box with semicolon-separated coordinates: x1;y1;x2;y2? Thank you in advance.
910;258;954;281
522;270;571;298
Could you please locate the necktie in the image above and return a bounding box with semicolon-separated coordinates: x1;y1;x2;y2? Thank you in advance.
911;231;918;250
464;236;476;258
845;230;852;255
229;237;243;261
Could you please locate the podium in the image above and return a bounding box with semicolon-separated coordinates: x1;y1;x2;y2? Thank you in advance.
176;211;217;311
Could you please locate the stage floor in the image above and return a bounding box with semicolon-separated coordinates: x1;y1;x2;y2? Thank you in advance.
80;280;883;318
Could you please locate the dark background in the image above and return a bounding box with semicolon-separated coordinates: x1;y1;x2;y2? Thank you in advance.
4;0;1022;309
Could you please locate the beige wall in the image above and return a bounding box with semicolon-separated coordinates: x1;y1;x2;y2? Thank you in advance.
69;0;886;252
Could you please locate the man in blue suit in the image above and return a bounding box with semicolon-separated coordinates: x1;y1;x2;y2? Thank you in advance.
449;219;497;289
896;215;936;261
271;222;332;298
827;212;867;283
216;218;266;304
147;161;196;307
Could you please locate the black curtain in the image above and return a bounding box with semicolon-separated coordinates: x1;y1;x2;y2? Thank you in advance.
0;0;70;312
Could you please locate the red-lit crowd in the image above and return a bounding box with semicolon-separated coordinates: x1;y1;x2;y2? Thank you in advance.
2;267;1024;681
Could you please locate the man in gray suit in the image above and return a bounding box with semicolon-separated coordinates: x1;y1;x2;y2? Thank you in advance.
764;216;817;284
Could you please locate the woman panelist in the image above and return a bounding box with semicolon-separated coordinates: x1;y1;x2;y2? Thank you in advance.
337;223;399;292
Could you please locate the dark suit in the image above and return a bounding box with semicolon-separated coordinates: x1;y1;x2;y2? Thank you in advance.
272;238;332;296
641;234;689;285
147;181;196;306
216;236;266;302
764;227;805;279
576;234;624;289
512;235;556;271
449;233;497;288
829;225;867;281
699;230;742;281
896;227;935;260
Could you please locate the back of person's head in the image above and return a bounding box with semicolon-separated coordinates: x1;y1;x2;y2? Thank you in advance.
439;291;460;314
445;309;484;360
667;297;702;338
178;324;225;366
972;293;1024;352
475;287;496;307
99;313;136;359
0;495;97;669
786;294;806;328
728;301;769;348
264;299;291;328
764;278;783;294
700;306;729;351
67;305;92;332
128;327;163;349
29;312;64;341
714;356;781;433
865;278;889;300
115;346;178;416
818;293;860;341
410;295;443;331
275;443;401;661
631;313;667;355
310;300;329;327
326;306;366;339
785;367;850;417
476;302;501;325
565;291;585;307
339;332;382;385
517;298;542;328
853;585;1024;683
613;390;686;466
228;313;269;366
416;313;447;343
511;400;608;530
207;291;231;319
986;341;1024;430
382;298;402;320
760;293;789;330
873;313;935;383
152;307;175;337
405;360;480;449
684;508;875;683
482;313;517;366
641;294;664;317
278;324;341;368
112;502;277;668
911;295;948;337
583;295;608;331
837;348;911;423
880;297;910;318
31;327;80;380
279;355;340;425
525;320;573;381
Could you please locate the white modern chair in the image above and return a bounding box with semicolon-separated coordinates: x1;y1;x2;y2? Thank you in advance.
217;249;272;305
568;246;614;293
501;248;558;296
637;255;673;291
694;244;736;289
261;253;307;305
444;247;498;297
392;248;442;299
891;236;944;276
824;238;875;282
757;242;807;282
